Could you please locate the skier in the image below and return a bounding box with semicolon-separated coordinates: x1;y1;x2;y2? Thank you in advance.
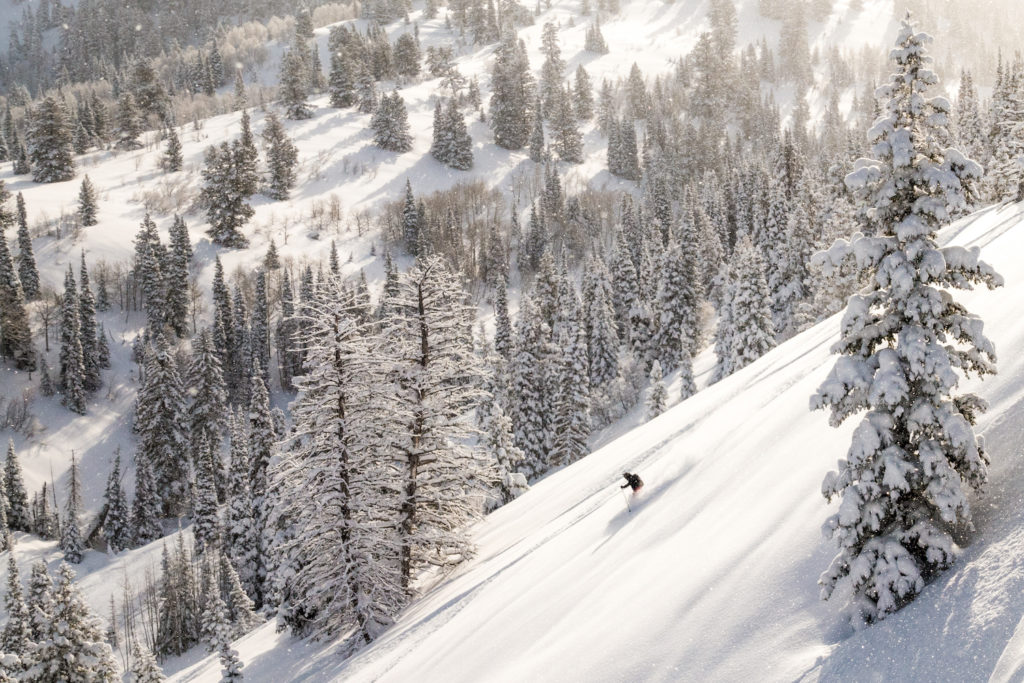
620;472;643;494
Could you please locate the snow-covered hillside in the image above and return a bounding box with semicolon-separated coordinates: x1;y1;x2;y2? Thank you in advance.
4;0;1023;681
172;201;1024;682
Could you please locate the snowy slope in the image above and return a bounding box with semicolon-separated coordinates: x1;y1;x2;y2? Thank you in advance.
172;201;1024;682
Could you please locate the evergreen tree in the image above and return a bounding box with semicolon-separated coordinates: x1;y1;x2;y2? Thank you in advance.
77;175;98;226
102;454;131;554
539;20;565;117
135;334;190;516
60;454;85;564
550;86;583;163
490;30;533;150
59;265;87;414
645;359;668;420
585;258;619;390
115;91;143;150
262;113;299;200
653;237;704;371
164;216;191;338
130;457;162;547
78;253;101;392
573;64;594;120
328;50;356;108
28;563;118;681
483;402;527;509
4;440;29;532
15;194;39;300
812;18;998;624
235;111;260;197
678;348;696;400
224;411;257;600
394;32;422;79
162;126;183;172
528;96;546;162
188;328;228;471
128;643;166;682
371;91;414;153
280;49;313;120
430;98;473;169
27;96;75;183
494;279;513;361
729;235;775;372
1;553;32;658
0;202;33;370
551;323;590;467
192;435;221;555
247;370;274;609
201;142;253;248
26;559;54;643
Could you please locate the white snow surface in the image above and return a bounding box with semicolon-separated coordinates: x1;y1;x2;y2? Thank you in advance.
166;202;1024;682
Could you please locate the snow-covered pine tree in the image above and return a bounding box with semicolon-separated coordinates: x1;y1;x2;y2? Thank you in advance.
262;112;299;201
130;457;163;547
811;17;1000;625
26;559;53;645
59;265;87;414
224;410;256;600
247;369;274;609
678;348;696;400
431;98;474;170
78;254;101;392
329;49;357;108
102;454;131;554
235;111;260;198
1;553;32;659
584;256;620;391
163;216;191;338
573;64;594;120
489;29;532;150
493;278;513;361
188;328;228;470
482;401;528;510
551;323;590;468
15;194;39;300
389;256;490;591
218;553;259;637
77;175;98;227
201;142;253;248
371;91;414;153
0;203;33;370
270;273;404;644
3;440;29;532
156;534;201;658
192;434;221;555
280;49;313;120
539;20;565;117
115;91;143;150
549;85;583;164
645;359;668;420
162;126;183;172
251;272;271;387
135;333;190;516
729;235;775;372
710;263;735;384
653;237;704;371
60;453;85;564
128;642;166;682
27;96;75;183
528;95;546;162
27;563;118;681
510;295;548;479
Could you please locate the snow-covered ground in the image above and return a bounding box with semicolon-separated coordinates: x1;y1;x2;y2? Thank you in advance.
164;202;1024;681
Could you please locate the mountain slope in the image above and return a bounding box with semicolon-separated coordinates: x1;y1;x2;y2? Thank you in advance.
171;201;1024;682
